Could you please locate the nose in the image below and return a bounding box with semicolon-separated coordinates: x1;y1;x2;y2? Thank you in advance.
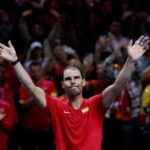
71;78;75;84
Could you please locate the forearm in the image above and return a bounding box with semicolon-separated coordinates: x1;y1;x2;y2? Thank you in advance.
13;61;46;107
102;57;135;108
14;62;35;92
114;56;135;92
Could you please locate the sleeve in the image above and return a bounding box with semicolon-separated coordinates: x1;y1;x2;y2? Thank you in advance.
89;94;107;115
45;93;57;118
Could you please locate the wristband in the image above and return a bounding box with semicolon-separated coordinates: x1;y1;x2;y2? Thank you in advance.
11;59;19;66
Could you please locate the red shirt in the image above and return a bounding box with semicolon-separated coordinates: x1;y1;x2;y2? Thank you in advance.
0;83;18;127
46;94;106;150
19;79;57;131
0;100;13;150
112;86;132;121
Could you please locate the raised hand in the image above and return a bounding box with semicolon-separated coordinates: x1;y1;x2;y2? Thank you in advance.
0;41;18;62
128;35;149;60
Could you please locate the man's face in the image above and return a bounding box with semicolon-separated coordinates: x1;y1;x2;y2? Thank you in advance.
62;68;85;96
29;65;42;82
110;21;121;35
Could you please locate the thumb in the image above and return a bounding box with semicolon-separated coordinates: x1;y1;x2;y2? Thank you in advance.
128;39;133;47
8;40;17;57
8;40;14;48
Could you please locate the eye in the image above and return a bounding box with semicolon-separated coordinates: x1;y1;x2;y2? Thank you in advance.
74;76;81;79
64;77;71;81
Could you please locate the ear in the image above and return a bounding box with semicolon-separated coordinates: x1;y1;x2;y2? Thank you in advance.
82;79;86;87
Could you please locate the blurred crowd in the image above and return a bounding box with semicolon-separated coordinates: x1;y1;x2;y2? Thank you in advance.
0;0;150;150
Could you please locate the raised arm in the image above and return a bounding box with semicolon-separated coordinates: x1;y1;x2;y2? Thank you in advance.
0;41;46;107
102;35;150;108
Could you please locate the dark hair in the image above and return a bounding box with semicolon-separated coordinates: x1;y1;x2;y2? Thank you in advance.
62;64;85;79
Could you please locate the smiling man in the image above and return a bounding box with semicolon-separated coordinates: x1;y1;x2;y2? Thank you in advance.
0;35;149;150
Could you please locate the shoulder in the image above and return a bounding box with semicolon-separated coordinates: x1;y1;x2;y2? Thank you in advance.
88;94;103;102
85;94;103;107
85;94;106;115
45;93;65;107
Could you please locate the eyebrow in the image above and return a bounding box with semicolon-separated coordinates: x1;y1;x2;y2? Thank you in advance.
64;75;81;80
64;76;71;80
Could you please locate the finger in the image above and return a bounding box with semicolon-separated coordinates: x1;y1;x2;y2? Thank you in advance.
143;41;150;48
8;40;14;48
136;36;149;47
128;39;133;47
142;36;150;50
137;35;144;42
141;36;149;44
142;36;149;41
135;35;144;45
143;43;150;51
143;45;149;51
0;43;7;49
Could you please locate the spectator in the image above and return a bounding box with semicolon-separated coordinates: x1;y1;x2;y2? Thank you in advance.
0;99;14;150
19;62;57;150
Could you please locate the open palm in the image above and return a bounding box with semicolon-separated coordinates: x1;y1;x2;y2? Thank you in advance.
0;41;18;62
128;35;149;60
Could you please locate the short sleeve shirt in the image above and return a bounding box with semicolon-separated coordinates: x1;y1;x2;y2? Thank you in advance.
46;94;106;150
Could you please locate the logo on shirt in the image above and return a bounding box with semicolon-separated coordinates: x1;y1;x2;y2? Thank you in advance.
64;110;71;114
81;107;89;114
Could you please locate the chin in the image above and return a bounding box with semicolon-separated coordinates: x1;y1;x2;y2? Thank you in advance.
70;90;81;96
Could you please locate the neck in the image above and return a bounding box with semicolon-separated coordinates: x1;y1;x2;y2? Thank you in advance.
68;94;83;110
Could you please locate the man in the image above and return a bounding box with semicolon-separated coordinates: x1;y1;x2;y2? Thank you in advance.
19;62;57;150
0;58;19;150
0;35;149;150
0;59;18;126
